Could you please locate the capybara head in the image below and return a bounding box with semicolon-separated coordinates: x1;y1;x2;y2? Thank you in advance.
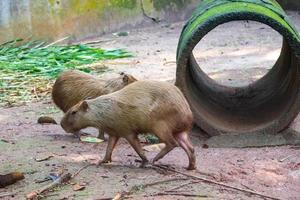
60;101;90;133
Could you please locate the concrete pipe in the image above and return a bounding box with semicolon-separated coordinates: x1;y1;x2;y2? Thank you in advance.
176;0;300;136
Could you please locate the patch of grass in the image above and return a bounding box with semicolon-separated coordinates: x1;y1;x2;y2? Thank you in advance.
143;134;159;144
0;39;132;107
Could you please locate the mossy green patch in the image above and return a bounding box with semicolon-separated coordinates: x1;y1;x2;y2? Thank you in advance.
110;0;137;9
153;0;191;11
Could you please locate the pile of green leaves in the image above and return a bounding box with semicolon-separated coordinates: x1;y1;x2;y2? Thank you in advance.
0;39;132;107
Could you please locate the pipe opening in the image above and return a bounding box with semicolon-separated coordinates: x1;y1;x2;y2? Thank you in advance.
192;21;283;87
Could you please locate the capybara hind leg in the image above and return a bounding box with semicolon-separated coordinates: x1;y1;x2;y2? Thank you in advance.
125;134;149;167
175;132;196;170
152;144;174;164
97;129;105;140
97;135;119;165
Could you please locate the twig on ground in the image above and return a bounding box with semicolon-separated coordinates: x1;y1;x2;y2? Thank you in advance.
151;165;282;200
32;87;40;100
34;155;53;162
0;139;15;144
165;180;200;192
0;192;16;198
112;177;187;199
163;61;176;65
72;163;93;178
279;154;297;162
26;163;92;199
82;39;115;45
147;192;208;198
41;36;70;48
26;173;72;200
142;177;188;188
139;0;159;23
241;183;254;191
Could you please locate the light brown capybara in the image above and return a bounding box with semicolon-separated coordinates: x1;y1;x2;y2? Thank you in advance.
52;70;137;139
60;80;196;170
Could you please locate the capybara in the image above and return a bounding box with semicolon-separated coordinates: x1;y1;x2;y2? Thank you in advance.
52;70;137;139
60;81;196;170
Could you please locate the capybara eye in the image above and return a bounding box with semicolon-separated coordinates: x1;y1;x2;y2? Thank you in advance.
71;111;77;115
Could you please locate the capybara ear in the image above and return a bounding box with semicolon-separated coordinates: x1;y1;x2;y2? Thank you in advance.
80;101;89;111
120;72;125;75
123;74;129;83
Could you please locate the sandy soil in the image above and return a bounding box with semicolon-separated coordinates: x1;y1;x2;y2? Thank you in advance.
1;11;300;200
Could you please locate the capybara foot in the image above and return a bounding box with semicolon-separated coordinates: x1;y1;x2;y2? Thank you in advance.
186;164;196;170
139;160;150;168
96;158;111;166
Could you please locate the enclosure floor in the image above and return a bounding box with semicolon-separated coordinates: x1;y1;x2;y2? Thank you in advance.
1;11;300;200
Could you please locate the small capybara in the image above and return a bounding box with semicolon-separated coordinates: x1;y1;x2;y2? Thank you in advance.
52;70;137;139
60;80;196;170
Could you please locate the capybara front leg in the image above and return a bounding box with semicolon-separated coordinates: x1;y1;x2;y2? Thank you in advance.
97;135;119;165
125;134;149;167
175;132;196;170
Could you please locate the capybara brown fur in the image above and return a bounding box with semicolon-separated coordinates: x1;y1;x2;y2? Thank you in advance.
61;80;196;170
52;70;137;139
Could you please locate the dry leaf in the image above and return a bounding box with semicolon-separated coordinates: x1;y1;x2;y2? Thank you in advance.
34;155;53;162
143;143;166;152
73;183;85;191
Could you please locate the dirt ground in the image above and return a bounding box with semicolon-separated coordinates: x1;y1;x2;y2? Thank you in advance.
1;11;300;200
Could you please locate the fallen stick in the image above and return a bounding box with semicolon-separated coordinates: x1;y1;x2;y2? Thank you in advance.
279;154;297;162
142;177;188;188
82;39;114;45
72;163;93;178
26;173;72;200
165;180;200;192
151;165;282;200
148;192;208;198
41;36;70;49
112;177;187;199
26;163;92;199
0;192;16;198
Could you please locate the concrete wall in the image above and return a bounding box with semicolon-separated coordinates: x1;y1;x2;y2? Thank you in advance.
0;0;200;44
1;0;298;44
